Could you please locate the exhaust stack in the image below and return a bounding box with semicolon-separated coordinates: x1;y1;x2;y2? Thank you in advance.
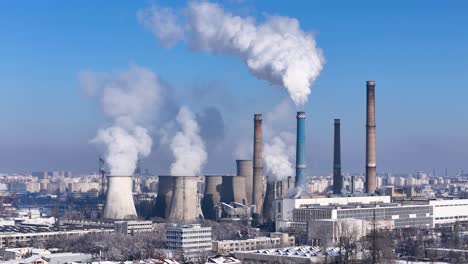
333;119;343;194
253;114;264;217
103;175;137;220
295;112;306;187
366;81;377;194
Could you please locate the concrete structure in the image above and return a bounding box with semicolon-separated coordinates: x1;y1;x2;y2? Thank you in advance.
155;176;175;219
114;220;154;235
273;177;294;199
252;114;264;218
213;234;294;254
168;176;201;224
103;175;137;220
43;253;92;264
202;175;223;220
366;80;377;193
230;176;248;205
333;119;343;194
237;160;253;206
274;195;391;231
166;224;212;261
295;112;306;187
262;181;274;222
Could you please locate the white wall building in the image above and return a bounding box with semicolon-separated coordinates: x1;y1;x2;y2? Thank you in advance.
114;220;154;235
166;224;212;261
274;195;391;231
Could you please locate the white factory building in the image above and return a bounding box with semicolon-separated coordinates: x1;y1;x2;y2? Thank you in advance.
398;197;468;226
274;195;390;231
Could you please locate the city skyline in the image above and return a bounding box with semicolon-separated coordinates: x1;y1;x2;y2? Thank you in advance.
1;0;467;175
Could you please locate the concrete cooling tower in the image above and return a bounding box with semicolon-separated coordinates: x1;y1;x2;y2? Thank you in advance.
168;176;202;223
155;175;174;219
236;160;253;206
202;175;223;219
220;175;248;206
103;175;137;220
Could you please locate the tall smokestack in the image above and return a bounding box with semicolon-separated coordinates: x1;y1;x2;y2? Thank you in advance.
366;80;376;194
333;119;343;194
253;114;264;217
295;112;306;187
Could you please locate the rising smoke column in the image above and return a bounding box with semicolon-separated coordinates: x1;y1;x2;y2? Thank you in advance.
263;99;296;181
80;65;161;175
170;106;208;176
138;1;325;105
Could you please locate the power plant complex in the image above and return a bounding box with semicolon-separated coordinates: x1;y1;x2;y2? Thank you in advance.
102;81;379;225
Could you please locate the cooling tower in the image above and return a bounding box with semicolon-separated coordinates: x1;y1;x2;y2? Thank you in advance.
155;175;174;219
295;112;306;186
103;175;137;220
253;114;264;217
333;119;343;194
366;81;377;194
168;176;201;224
202;175;223;220
237;160;253;205
220;175;248;205
263;181;274;222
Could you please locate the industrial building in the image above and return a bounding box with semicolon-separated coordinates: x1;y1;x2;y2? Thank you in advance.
212;233;295;254
114;220;154;235
294;203;433;229
274;195;390;231
398;197;468;226
0;229;110;248
234;246;356;264
166;224;212;261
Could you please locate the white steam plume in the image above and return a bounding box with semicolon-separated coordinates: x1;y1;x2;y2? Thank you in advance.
170;106;207;176
263;99;296;181
138;1;325;105
80;65;161;175
264;133;295;181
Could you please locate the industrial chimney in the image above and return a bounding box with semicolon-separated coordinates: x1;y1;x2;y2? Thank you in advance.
333;119;343;194
295;112;306;187
103;175;137;220
366;81;377;194
237;160;253;205
253;114;264;218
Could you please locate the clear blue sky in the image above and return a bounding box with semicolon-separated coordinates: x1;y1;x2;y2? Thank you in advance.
1;0;467;175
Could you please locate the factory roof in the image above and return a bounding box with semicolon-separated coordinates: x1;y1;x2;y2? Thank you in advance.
296;202;430;210
244;246;342;258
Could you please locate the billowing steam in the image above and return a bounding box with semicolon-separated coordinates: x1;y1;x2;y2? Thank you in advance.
138;1;325;105
170;106;207;176
263;99;296;181
80;65;161;175
264;133;295;181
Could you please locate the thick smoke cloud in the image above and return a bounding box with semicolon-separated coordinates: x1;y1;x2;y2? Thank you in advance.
138;1;325;105
80;65;162;175
170;106;208;176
